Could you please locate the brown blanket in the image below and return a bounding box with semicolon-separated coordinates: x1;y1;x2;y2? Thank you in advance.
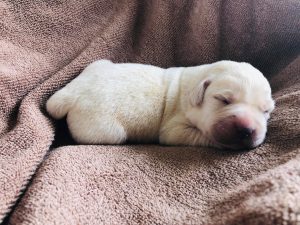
1;0;300;224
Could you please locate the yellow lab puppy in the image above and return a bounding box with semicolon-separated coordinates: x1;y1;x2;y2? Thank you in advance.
46;60;274;150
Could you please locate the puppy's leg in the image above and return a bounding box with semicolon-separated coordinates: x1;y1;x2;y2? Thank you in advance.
67;112;127;144
46;89;75;119
159;116;210;146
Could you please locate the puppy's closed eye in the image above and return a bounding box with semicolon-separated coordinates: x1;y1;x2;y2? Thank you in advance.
214;95;232;105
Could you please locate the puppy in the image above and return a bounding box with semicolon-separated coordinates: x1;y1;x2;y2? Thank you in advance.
46;60;275;150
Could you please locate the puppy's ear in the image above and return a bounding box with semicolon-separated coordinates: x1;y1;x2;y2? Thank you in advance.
189;80;211;106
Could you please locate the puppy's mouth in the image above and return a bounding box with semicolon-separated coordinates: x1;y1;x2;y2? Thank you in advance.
210;117;265;151
210;139;258;151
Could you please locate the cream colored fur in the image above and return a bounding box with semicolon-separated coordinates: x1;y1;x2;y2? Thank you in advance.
46;60;274;149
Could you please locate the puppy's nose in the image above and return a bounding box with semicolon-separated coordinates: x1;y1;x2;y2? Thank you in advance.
212;116;261;150
237;127;255;140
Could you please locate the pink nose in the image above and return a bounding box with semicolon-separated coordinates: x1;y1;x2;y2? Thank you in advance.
213;116;257;149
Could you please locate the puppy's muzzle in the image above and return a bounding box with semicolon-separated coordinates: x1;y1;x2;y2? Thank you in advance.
212;115;260;150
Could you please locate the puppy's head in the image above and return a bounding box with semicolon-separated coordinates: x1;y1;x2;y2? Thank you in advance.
186;61;275;150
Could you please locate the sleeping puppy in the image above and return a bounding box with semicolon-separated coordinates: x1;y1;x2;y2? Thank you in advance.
46;60;275;150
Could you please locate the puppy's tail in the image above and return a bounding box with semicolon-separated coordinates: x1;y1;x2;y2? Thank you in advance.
46;89;75;119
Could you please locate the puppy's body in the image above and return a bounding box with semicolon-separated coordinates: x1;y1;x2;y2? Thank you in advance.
47;60;274;149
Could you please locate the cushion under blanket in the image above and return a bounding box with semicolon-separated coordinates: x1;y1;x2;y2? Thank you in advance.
0;0;299;224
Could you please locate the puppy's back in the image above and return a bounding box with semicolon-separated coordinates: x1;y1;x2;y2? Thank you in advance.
46;60;168;143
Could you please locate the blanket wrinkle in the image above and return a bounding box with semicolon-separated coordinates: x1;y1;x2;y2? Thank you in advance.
0;0;300;224
207;157;300;225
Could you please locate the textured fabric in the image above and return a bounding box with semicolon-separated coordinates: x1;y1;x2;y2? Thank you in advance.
0;0;299;224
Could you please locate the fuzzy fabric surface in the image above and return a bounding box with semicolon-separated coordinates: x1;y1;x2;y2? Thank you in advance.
0;0;299;224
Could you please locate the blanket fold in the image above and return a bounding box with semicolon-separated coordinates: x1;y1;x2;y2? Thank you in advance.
0;0;299;224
